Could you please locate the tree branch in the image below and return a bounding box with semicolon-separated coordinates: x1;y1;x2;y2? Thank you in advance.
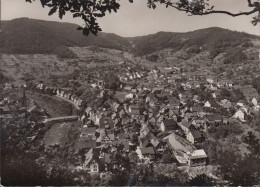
199;8;259;17
162;1;260;17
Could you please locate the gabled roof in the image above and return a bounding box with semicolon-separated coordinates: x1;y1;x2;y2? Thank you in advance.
84;148;94;166
162;119;178;130
99;117;114;129
207;114;222;121
118;132;130;139
190;130;202;139
140;147;155;155
148;133;160;147
189;149;207;159
192;106;203;112
75;140;96;150
180;119;191;128
140;137;149;147
81;126;96;134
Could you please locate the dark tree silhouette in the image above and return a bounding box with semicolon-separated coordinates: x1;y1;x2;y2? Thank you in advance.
189;174;216;186
26;0;260;36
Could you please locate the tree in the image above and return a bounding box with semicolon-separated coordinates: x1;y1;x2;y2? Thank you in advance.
189;174;216;186
26;0;260;36
217;149;260;186
103;72;121;90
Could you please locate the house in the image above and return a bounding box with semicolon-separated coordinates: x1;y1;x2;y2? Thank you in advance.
240;86;258;102
136;146;156;160
185;111;197;119
83;148;99;173
191;117;206;128
252;97;258;106
99;117;114;129
80;126;97;140
96;129;114;144
179;119;192;134
221;99;232;109
146;94;156;106
187;149;207;167
125;93;134;100
206;78;214;84
148;133;160;148
232;109;245;121
190;106;204;116
75;139;97;150
207;114;222;124
186;130;204;144
148;117;156;126
160;119;178;132
163;133;191;153
204;101;211;108
167;98;180;110
129;104;141;116
139;137;150;148
124;85;132;91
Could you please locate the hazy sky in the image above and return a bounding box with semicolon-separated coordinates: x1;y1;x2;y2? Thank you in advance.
1;0;260;37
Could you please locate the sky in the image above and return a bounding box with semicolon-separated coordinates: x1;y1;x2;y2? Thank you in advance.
1;0;260;37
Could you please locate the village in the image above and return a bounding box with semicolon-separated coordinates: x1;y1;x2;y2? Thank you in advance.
1;58;259;181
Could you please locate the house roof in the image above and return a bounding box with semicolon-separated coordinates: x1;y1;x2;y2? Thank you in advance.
118;132;130;139
181;119;192;128
75;140;96;150
192;106;203;112
99;117;114;129
148;133;160;147
163;119;178;130
190;130;202;139
207;114;222;121
189;149;207;159
84;148;94;166
140;147;155;155
81;126;96;135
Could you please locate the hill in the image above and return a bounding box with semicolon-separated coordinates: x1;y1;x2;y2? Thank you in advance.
1;18;131;54
128;27;260;56
1;18;259;57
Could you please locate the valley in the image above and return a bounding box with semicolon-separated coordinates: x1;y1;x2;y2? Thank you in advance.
1;18;260;186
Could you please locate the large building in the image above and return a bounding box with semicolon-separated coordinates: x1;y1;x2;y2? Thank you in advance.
187;149;207;167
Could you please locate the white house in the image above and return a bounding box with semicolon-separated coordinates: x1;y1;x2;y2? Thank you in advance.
187;149;207;167
252;98;258;106
83;149;99;173
233;109;245;121
204;101;211;108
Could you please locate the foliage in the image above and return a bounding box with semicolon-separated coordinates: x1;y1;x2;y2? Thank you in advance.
161;151;176;163
133;163;189;186
220;88;245;102
208;123;243;139
217;149;260;186
252;76;260;94
241;131;260;154
103;72;121;90
146;54;159;62
189;174;216;186
53;47;78;58
187;46;201;54
223;47;248;64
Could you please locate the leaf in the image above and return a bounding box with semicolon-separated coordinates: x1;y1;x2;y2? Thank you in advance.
48;6;57;16
77;27;83;30
129;0;133;3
